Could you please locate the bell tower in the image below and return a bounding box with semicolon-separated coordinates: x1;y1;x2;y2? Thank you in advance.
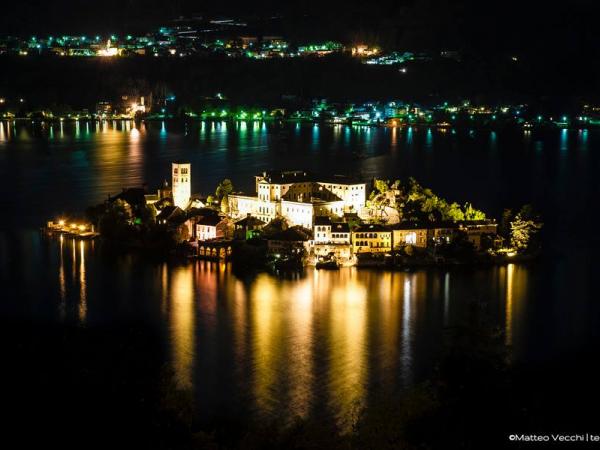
172;162;191;209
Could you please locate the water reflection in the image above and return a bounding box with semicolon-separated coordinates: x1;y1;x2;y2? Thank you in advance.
78;240;87;323
58;235;66;319
1;229;584;432
328;273;367;427
504;263;527;350
136;262;537;429
54;236;88;323
505;264;514;346
168;266;196;389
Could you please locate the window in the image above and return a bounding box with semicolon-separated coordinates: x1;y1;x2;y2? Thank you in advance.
405;232;417;245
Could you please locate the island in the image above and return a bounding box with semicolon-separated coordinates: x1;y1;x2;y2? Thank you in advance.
46;162;543;270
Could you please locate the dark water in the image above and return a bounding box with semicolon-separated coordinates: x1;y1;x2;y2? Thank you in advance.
0;120;599;433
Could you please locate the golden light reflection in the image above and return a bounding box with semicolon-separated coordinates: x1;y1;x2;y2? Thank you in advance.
160;262;168;315
286;279;314;418
151;265;440;428
251;275;280;415
250;273;316;421
391;126;398;150
376;271;402;373
78;240;87;324
400;276;413;383
505;263;514;346
328;272;367;429
230;278;248;363
58;234;66;320
71;238;76;281
170;266;196;389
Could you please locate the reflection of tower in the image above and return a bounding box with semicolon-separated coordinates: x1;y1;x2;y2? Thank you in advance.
172;162;191;209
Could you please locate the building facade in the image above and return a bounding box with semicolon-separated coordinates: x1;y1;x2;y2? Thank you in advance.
172;162;191;209
229;170;367;228
392;224;429;249
352;224;393;253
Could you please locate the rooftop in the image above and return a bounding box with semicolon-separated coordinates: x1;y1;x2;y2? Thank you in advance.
268;226;313;242
332;222;350;233
354;223;392;233
235;215;266;227
257;170;364;186
314;216;332;226
197;215;223;226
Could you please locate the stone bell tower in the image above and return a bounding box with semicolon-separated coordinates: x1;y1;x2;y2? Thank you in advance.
172;162;191;209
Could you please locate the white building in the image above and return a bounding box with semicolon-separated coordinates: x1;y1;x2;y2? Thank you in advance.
229;170;367;228
313;216;352;261
313;216;333;243
172;162;191;209
196;215;222;241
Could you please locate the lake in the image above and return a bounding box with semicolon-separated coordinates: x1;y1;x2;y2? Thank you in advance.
0;120;598;438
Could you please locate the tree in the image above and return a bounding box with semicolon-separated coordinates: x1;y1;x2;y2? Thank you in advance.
367;178;393;220
463;202;486;221
262;217;288;237
220;196;229;214
98;199;134;240
510;205;543;252
499;208;513;242
444;202;465;221
215;179;233;200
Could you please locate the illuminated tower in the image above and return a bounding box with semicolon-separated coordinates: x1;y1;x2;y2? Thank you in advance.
172;162;191;209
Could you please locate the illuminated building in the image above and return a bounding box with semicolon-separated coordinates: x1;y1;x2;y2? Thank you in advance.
234;214;266;240
172;162;191;209
228;170;366;228
392;223;429;248
156;205;185;225
460;221;499;250
95;101;112;118
196;215;223;241
97;39;121;57
351;44;380;57
297;41;343;56
313;217;352;261
266;227;312;256
127;96;146;117
352;224;393;254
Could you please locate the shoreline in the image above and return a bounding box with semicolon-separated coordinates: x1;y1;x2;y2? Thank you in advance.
0;116;588;132
43;230;539;272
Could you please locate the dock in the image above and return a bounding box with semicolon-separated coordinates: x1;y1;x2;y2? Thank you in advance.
43;220;100;240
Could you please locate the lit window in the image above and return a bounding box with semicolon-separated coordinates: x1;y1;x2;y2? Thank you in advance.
405;232;417;245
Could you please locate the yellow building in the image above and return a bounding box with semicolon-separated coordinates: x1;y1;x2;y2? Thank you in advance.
352;224;392;254
392;223;429;249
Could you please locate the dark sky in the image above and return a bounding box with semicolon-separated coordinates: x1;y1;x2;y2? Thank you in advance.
2;0;599;54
